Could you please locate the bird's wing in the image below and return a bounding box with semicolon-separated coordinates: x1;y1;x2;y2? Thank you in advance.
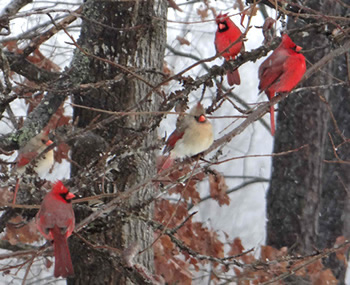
258;51;288;94
163;129;184;154
16;151;38;167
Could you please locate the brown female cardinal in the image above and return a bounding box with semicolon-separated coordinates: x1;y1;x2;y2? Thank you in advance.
160;103;214;170
36;181;75;278
258;34;306;136
15;130;54;176
12;131;54;204
215;13;244;85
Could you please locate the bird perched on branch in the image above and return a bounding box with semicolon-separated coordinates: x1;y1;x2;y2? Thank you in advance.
15;130;54;176
36;181;75;278
160;103;214;171
215;12;244;85
12;130;54;204
258;34;306;136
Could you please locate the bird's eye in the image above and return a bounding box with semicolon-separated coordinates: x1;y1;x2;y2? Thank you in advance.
41;139;46;144
292;45;301;52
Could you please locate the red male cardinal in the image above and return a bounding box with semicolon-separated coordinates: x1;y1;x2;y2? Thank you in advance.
15;131;54;176
215;13;244;85
36;181;75;278
160;103;214;170
258;34;306;136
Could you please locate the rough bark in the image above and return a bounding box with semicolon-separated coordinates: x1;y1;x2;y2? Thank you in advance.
66;0;167;284
266;0;350;283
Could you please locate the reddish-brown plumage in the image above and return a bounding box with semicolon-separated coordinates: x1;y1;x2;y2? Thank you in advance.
258;34;306;135
215;13;244;85
36;181;75;278
17;155;32;167
163;129;184;155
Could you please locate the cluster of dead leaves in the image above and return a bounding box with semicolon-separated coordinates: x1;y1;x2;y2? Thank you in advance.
154;165;234;283
154;199;225;284
154;163;347;284
162;165;205;204
161;165;230;207
3;216;41;245
208;170;230;206
231;241;346;284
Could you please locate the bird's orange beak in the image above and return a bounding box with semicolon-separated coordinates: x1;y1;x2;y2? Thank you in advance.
219;23;225;30
66;192;75;200
295;45;302;52
198;115;206;122
46;140;53;146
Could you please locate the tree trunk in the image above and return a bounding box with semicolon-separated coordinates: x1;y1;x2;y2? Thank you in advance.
66;0;167;283
266;0;350;282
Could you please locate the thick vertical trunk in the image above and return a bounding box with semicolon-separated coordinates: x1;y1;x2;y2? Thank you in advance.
66;0;167;283
266;0;350;282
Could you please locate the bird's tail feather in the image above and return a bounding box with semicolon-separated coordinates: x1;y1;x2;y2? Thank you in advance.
51;226;74;278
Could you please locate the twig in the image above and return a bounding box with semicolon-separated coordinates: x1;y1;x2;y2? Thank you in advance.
22;7;83;57
188;178;269;211
170;211;197;234
260;240;350;284
138;214;248;267
213;144;309;165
